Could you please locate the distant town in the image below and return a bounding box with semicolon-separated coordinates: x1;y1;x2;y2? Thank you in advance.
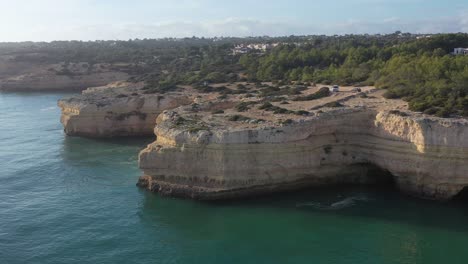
232;43;280;55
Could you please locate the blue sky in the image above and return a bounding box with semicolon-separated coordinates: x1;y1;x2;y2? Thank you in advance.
0;0;467;41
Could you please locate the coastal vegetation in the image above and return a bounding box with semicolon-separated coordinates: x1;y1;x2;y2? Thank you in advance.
239;33;468;117
2;33;467;116
293;87;331;101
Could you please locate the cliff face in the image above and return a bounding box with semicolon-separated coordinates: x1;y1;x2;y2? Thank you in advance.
58;82;193;137
138;108;468;200
371;112;468;199
56;81;468;201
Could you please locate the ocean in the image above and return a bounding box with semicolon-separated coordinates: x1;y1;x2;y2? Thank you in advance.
1;92;468;264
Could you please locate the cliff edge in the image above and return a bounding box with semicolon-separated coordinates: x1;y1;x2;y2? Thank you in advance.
58;82;194;137
136;85;468;201
57;82;468;200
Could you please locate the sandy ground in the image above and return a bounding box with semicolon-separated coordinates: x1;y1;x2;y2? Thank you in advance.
76;81;409;130
176;83;409;129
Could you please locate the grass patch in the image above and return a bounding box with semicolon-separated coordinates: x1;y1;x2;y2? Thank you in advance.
173;116;210;133
259;102;310;116
228;115;251;122
236;101;257;112
280;119;294;125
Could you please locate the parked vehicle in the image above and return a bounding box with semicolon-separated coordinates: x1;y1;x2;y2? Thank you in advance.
330;85;339;92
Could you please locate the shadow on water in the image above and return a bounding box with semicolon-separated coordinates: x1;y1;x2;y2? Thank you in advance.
58;135;155;189
452;187;468;203
60;135;154;166
60;135;154;162
62;135;155;149
56;131;468;237
139;180;468;237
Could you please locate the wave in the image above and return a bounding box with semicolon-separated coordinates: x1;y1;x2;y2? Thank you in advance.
297;194;371;210
40;106;57;111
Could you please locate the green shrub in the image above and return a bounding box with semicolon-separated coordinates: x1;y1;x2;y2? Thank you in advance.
323;102;344;108
281;119;294;125
211;110;225;114
228;115;251;121
258;102;294;114
295;110;310;116
293;87;331;101
436;108;452;118
236;102;256;112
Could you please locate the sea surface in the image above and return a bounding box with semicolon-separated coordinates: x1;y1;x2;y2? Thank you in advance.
1;92;468;264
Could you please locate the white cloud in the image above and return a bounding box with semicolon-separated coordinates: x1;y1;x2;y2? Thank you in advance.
30;19;312;41
0;1;466;41
1;13;467;41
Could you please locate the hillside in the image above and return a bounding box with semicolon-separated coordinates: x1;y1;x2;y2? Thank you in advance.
2;33;468;116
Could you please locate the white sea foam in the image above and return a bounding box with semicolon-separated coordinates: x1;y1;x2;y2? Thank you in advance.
297;194;371;210
40;106;57;111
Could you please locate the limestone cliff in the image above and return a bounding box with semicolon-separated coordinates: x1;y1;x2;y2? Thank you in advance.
56;82;468;201
58;82;193;137
138;107;468;201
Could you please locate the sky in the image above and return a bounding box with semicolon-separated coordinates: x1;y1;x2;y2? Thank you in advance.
0;0;467;42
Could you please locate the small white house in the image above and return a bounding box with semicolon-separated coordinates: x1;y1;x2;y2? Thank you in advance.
329;85;339;93
453;48;468;55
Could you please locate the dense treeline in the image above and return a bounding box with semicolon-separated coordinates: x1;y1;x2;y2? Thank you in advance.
239;34;468;117
0;37;259;84
377;54;468;117
1;33;467;117
0;36;312;65
0;38;242;77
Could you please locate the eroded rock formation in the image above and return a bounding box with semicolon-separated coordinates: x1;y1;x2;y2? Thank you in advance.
138;100;468;201
58;82;193;137
57;82;468;201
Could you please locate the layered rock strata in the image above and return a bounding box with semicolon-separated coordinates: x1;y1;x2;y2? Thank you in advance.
138;107;468;201
58;82;193;137
57;82;468;201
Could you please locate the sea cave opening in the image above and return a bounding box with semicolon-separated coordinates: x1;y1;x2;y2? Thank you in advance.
452;186;468;203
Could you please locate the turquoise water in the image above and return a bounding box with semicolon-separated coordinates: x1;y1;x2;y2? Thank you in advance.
1;92;468;264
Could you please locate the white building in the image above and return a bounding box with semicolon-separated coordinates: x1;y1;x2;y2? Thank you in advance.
232;43;279;55
453;48;468;55
416;35;432;39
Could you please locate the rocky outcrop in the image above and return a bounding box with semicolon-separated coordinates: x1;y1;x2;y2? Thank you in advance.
0;60;130;91
56;81;468;201
58;82;193;137
138;108;468;201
